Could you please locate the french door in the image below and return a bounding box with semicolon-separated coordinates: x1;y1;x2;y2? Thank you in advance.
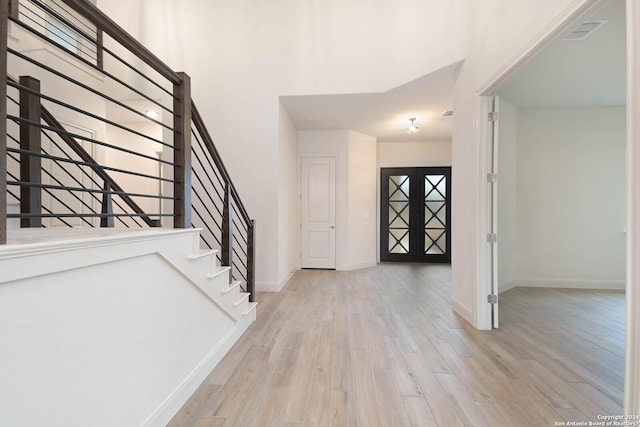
380;167;451;263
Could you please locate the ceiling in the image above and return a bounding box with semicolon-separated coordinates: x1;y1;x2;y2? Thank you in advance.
281;0;624;142
497;0;625;107
280;61;461;142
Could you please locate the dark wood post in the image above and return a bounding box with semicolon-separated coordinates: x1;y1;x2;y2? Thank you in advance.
8;0;18;19
0;0;8;243
100;181;114;227
19;76;42;228
221;184;233;279
96;29;103;70
247;219;256;302
173;72;191;228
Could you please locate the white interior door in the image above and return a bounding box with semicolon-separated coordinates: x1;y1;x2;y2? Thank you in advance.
300;157;336;269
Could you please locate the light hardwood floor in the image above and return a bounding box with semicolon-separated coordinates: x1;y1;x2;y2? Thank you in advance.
168;264;625;427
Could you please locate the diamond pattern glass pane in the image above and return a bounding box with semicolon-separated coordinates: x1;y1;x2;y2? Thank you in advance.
424;174;447;255
388;176;410;254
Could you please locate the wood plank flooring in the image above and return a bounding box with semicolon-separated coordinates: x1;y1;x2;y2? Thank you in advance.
168;264;625;426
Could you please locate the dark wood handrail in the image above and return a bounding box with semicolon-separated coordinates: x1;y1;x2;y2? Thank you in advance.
191;101;252;225
59;0;181;85
40;106;159;227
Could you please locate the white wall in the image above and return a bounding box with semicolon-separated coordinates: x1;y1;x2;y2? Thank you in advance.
0;229;252;427
377;140;452;167
515;106;626;288
95;0;466;292
346;131;377;270
497;98;518;291
299;130;377;272
277;103;299;289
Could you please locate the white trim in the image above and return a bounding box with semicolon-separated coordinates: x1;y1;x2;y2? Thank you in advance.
498;280;518;294
625;0;640;415
475;96;494;330
510;277;625;290
338;260;377;271
451;298;474;326
256;280;286;292
142;323;249;427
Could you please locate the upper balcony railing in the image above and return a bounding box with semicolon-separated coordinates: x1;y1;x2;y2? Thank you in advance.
1;0;255;299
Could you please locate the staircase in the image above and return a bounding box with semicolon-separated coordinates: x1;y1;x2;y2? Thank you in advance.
1;0;257;425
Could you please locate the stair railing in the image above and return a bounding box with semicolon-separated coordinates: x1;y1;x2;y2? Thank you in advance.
191;102;256;301
1;0;255;299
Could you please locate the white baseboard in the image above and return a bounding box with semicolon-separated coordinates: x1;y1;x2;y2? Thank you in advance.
337;260;377;271
498;280;519;294
143;323;248;426
451;298;474;326
514;277;625;290
256;280;285;292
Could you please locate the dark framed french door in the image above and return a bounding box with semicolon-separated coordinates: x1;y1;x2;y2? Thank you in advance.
380;167;451;263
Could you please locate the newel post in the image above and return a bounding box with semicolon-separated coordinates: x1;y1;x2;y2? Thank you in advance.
19;76;42;228
221;184;233;277
173;72;192;228
0;0;9;244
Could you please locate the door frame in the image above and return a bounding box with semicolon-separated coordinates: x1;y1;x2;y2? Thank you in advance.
299;155;337;269
380;166;451;263
474;0;640;413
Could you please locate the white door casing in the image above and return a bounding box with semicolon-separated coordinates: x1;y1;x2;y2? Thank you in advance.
490;96;500;328
300;157;336;269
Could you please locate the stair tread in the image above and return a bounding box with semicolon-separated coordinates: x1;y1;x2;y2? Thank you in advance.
243;302;257;316
189;249;218;261
206;266;231;279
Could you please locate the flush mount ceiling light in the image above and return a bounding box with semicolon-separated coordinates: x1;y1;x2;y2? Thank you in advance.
406;117;420;134
145;110;159;119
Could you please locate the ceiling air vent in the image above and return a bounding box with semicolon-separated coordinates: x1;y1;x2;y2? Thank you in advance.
563;20;607;41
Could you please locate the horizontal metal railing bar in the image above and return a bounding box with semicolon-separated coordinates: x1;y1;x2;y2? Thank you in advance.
231;204;249;232
49;0;97;34
38;103;163;227
192;145;226;193
8;80;172;145
192;209;223;245
38;186;96;227
7;19;174;118
192;168;224;206
231;264;247;281
59;0;182;85
7;115;177;166
191;131;227;189
7;49;180;129
7;180;175;200
41;205;73;227
8;212;171;218
39;150;102;207
232;248;248;269
8;147;174;184
35;1;175;100
192;185;224;221
232;229;248;248
18;4;98;59
191;102;251;225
